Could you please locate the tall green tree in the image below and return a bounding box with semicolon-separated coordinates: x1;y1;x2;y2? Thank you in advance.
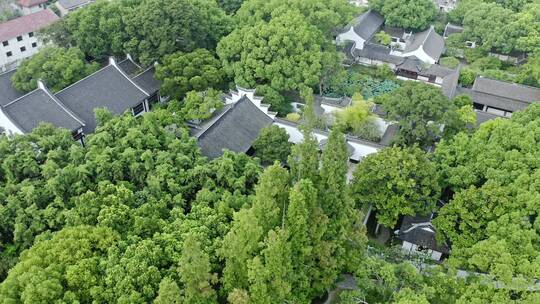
154;277;182;304
251;163;290;232
286;180;316;303
63;0;131;59
352;146;441;227
220;209;263;294
516;53;540;87
370;0;437;31
252;125;292;165
248;229;293;304
0;226;118;303
11;46;100;93
178;233;218;304
434;104;540;283
156;49;225;100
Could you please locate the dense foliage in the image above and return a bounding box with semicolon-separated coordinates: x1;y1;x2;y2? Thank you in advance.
376;82;467;148
11;47;100;93
370;0;437;31
155;49;226;100
252;125;292;165
434;104;540;285
352;146;441;227
40;0;232;65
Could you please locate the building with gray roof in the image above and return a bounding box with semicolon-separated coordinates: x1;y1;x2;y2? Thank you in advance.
0;80;84;135
191;95;274;159
401;26;445;64
395;214;450;261
0;57;160;137
336;10;384;51
55;58;150;133
453;77;540;122
0;70;24;106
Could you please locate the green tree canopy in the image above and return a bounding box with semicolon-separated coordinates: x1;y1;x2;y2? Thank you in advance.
369;0;437;31
376;82;464;148
234;0;357;37
156;49;226;100
217;10;328;110
252;125;292;165
168;89;224;122
434;103;540;282
0;226;118;303
352;146;441;227
462;2;517;53
11;46;100;93
124;0;232;65
218;0;245;14
63;0;131;59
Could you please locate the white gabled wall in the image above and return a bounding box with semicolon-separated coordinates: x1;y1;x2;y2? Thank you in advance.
401;47;436;65
0;107;24;135
273;121;380;162
336;27;366;50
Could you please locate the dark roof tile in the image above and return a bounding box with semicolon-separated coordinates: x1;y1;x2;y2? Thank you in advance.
195;96;273;159
55;64;149;133
3;88;83;132
0;70;24;106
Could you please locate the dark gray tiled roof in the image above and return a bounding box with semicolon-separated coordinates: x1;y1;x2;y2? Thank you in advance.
117;58;141;77
404;27;445;62
379;123;399;146
475;110;504;125
456;87;529;112
0;70;24;106
382;26;405;39
443;23;463;38
3;89;83;132
441;67;460;99
55;65;149;133
396;214;450;254
57;0;94;9
133;67;160;95
472;77;540;104
397;57;454;78
194;96;273;159
424;64;454;78
354;43;405;65
397;56;425;73
352;10;384;40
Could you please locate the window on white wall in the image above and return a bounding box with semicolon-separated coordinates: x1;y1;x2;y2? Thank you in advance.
31;42;37;48
6;51;12;57
20;46;26;52
16;36;22;42
2;41;8;46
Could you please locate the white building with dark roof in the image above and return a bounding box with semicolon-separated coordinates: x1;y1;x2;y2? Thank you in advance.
336;10;384;51
0;56;160;140
192;87;395;161
0;9;59;71
395;213;450;261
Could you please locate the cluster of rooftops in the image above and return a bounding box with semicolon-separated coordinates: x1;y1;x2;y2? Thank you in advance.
0;57;159;137
336;10;540;124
